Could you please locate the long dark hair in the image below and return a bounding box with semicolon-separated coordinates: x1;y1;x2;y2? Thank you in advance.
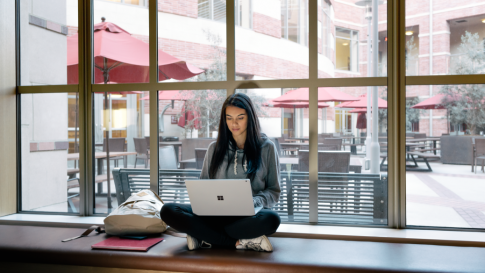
209;93;265;180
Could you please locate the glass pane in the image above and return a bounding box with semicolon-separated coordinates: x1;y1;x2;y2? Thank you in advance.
93;91;149;214
319;86;388;225
319;0;388;78
20;93;80;213
406;84;485;229
405;1;485;76
236;0;309;80
19;0;78;85
159;1;226;82
156;89;227;204
235;88;309;222
92;0;149;84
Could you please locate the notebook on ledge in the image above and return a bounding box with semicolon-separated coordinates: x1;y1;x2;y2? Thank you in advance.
92;237;164;251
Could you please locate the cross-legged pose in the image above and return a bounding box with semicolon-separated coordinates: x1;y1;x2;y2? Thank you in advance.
161;93;281;252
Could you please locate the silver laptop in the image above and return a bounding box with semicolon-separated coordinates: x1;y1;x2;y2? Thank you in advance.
185;179;263;216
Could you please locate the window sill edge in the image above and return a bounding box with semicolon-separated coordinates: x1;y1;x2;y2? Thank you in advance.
1;214;485;247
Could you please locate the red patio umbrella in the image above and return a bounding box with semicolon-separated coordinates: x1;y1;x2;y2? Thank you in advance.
272;87;359;103
349;108;367;113
339;93;387;109
67;20;204;84
67;20;203;210
356;113;367;129
411;94;457;109
263;100;330;108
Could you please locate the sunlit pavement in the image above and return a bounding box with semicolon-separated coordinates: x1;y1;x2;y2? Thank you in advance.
406;161;485;228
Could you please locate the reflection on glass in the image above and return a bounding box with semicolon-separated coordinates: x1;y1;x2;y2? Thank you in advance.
318;86;388;225
93;91;149;214
319;0;387;78
160;0;226;82
21;94;79;213
235;88;309;222
236;0;308;80
406;1;485;76
155;90;227;204
19;0;77;85
406;85;485;229
90;2;149;84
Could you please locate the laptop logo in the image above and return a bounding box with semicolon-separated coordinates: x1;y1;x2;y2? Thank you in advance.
217;196;224;201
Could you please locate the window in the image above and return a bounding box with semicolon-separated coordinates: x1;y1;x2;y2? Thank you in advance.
321;0;332;59
11;0;485;237
199;0;251;26
236;0;252;28
335;27;359;72
281;0;307;45
198;0;227;22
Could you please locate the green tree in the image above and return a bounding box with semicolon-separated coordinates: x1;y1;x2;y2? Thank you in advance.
405;97;422;132
439;31;485;134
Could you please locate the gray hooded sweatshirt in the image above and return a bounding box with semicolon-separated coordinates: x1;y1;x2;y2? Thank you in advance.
199;138;281;209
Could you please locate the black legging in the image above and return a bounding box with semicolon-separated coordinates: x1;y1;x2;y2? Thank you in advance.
160;203;281;247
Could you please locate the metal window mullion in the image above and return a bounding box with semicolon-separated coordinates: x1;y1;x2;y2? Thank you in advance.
18;85;78;94
149;0;159;193
90;78;386;93
308;0;318;223
226;0;236;95
82;0;94;216
387;0;406;228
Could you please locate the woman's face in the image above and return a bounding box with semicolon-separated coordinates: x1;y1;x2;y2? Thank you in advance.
225;105;248;138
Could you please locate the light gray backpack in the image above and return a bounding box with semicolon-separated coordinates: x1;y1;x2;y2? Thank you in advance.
104;189;168;236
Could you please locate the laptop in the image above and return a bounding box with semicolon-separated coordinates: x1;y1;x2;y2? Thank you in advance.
185;179;263;216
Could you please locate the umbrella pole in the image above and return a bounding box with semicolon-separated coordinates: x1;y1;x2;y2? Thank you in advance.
102;57;112;210
104;91;112;210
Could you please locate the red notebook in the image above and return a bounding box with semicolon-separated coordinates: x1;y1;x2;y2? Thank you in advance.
92;237;164;251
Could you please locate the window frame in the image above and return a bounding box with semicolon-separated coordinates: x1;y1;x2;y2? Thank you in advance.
12;0;485;235
335;27;359;72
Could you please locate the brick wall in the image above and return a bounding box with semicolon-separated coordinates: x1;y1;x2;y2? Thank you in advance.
253;12;281;38
158;0;197;18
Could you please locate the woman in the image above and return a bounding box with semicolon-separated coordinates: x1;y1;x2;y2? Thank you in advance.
161;93;281;252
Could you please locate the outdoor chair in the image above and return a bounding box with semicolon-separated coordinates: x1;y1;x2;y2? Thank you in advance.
473;138;485;174
195;148;207;169
102;138;126;168
323;138;343;150
298;150;350;173
414;133;426;139
159;145;178;170
145;136;163;150
134;137;149;168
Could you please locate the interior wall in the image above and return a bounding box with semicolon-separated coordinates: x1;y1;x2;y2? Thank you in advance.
0;0;17;216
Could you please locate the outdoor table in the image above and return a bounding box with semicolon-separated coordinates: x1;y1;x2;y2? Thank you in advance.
406;137;440;155
285;137;309;143
67;151;136;210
